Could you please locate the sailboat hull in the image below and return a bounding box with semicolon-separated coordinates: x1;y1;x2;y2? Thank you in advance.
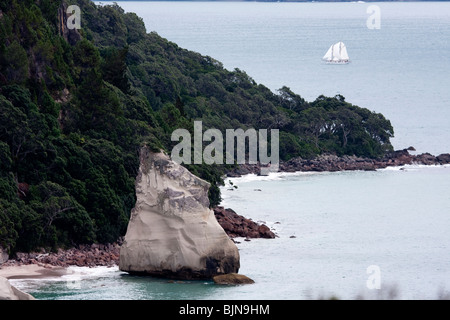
323;60;350;65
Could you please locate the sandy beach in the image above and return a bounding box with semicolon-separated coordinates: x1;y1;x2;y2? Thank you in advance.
0;264;67;280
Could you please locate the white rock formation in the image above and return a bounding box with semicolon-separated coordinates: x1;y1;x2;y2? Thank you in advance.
119;148;240;279
0;277;35;300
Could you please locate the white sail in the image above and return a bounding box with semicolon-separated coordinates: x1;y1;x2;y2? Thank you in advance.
323;45;333;60
338;42;349;60
332;42;342;60
323;41;349;63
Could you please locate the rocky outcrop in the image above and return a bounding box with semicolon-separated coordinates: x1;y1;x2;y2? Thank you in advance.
437;153;450;164
213;207;275;239
0;277;35;300
3;243;121;268
226;149;450;176
119;148;240;279
213;273;255;285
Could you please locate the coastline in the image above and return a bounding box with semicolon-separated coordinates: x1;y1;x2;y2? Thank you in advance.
0;264;67;280
225;149;450;177
0;209;275;280
2;148;449;283
0;243;121;282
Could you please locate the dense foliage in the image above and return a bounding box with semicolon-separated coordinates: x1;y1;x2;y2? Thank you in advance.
0;0;393;253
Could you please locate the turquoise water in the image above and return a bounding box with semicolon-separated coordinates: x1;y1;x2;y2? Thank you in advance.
17;267;220;300
12;2;450;300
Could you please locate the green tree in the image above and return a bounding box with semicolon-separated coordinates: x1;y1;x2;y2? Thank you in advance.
29;181;95;247
2;40;29;83
277;86;308;113
0;200;21;251
101;46;130;93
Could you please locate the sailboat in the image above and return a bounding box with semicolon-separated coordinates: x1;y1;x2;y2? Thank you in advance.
322;41;350;64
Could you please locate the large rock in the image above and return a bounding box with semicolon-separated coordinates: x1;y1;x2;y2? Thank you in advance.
0;277;35;300
119;148;240;279
213;273;255;285
437;153;450;164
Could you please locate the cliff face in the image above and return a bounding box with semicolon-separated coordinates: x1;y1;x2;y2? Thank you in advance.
119;148;240;279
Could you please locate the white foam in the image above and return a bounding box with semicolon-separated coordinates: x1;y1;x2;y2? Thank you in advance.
9;266;123;293
224;164;450;183
378;163;450;171
62;266;122;281
223;170;327;186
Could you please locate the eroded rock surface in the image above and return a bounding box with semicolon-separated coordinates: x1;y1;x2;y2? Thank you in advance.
119;148;240;279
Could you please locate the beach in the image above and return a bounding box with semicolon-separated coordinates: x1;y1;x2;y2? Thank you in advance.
0;264;67;280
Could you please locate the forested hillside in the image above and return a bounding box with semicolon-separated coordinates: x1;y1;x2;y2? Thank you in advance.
0;0;394;254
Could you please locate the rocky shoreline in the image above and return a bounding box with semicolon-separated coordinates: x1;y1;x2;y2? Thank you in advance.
1;209;274;269
2;148;448;271
1;242;122;268
226;148;450;177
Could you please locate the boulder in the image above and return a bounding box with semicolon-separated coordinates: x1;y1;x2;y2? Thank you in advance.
119;148;240;279
415;153;436;165
437;153;450;164
212;273;255;285
213;207;275;239
0;277;35;300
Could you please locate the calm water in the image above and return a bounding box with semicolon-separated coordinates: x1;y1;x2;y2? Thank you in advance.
12;2;450;300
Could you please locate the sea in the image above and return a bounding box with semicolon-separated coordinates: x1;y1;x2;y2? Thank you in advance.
9;1;450;300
